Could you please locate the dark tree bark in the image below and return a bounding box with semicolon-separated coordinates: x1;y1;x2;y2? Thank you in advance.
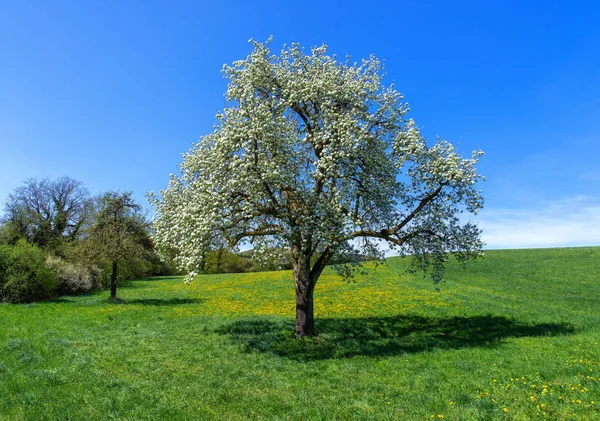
292;247;333;338
110;260;118;301
293;255;315;338
216;248;224;273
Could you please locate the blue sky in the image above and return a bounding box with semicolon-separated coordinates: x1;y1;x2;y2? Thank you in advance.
1;1;599;249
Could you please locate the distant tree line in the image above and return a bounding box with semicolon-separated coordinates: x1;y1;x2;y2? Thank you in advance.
0;176;173;303
2;176;364;304
199;247;377;275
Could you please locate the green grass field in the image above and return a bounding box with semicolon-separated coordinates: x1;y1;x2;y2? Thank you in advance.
1;247;599;420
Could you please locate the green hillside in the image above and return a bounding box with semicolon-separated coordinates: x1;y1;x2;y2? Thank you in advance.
1;247;599;420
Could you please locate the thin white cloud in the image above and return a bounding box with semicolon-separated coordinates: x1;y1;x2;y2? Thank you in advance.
477;196;600;249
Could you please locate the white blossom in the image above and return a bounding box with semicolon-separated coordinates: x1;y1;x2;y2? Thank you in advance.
150;38;484;291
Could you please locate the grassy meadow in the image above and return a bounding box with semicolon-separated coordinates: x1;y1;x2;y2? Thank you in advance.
1;247;599;420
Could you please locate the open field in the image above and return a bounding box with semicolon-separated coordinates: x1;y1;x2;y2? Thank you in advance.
1;247;599;420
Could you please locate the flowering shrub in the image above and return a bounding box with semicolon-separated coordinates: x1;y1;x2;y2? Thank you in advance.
46;256;99;294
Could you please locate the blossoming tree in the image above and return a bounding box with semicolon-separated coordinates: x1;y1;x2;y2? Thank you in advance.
150;39;484;337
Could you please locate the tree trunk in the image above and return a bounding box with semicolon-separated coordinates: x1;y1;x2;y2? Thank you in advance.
216;248;223;273
110;260;118;301
293;255;315;338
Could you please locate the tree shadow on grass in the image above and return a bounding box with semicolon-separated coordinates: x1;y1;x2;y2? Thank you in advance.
48;296;203;306
121;298;205;306
217;314;576;361
138;276;185;282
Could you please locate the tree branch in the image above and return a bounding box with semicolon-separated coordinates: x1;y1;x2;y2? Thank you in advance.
228;225;284;248
389;183;446;234
290;103;312;133
344;228;436;247
310;247;332;282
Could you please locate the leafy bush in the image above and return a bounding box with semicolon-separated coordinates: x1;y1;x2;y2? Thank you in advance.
0;240;59;303
0;245;9;280
45;256;98;295
0;223;19;246
203;249;254;274
95;258;149;287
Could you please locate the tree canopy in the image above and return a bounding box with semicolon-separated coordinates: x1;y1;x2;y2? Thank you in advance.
80;191;152;301
151;39;484;337
2;176;89;250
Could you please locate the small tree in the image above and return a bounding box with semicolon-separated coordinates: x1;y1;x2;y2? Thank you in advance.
150;39;484;337
80;192;152;301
